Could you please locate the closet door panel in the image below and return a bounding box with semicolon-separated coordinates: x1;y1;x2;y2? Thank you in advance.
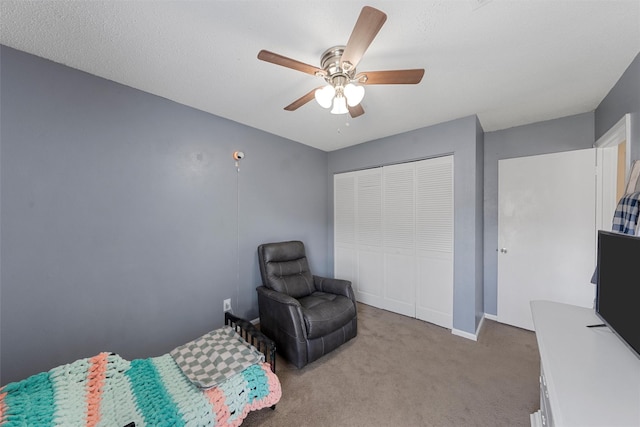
416;252;453;328
354;169;383;303
334;172;357;290
415;158;454;253
335;246;356;287
357;248;384;307
334;173;356;245
383;163;416;314
383;164;415;250
384;252;416;317
415;156;454;328
357;169;383;247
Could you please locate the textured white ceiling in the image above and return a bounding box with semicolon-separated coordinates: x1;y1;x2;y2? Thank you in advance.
1;1;639;151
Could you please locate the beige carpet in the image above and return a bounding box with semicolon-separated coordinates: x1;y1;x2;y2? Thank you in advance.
243;303;540;427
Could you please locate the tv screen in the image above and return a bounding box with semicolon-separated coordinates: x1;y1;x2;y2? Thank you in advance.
596;230;640;359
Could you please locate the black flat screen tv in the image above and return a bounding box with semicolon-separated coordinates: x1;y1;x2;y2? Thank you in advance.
596;230;640;359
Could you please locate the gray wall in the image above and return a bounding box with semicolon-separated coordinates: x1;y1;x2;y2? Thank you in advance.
327;115;484;335
0;46;329;384
595;53;640;161
474;117;485;325
482;112;595;315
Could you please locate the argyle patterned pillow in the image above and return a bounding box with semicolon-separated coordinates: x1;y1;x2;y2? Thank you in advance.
170;325;265;389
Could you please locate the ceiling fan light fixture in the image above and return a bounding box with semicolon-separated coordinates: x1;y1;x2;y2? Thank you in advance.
315;85;335;109
344;83;365;107
258;6;424;118
331;95;348;115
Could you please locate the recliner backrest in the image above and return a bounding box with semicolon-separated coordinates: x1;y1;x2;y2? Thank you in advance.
258;241;315;298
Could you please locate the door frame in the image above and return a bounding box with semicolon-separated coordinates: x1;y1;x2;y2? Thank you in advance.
595;114;631;239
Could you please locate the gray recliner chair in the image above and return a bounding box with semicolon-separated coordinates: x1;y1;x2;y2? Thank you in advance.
256;241;357;368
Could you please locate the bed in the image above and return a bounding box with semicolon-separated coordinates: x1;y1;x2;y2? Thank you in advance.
0;313;281;427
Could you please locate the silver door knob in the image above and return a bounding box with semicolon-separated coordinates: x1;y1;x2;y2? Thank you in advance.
500;248;508;253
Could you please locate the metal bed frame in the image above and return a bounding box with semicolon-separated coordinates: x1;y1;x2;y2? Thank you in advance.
224;312;277;374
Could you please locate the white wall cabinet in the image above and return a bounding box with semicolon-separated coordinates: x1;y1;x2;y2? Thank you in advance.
334;156;453;328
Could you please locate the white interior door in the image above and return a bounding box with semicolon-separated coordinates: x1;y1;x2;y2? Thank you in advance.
498;149;597;331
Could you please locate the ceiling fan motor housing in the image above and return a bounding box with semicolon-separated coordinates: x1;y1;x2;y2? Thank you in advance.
320;46;356;87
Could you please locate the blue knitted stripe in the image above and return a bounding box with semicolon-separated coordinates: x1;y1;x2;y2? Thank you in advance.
1;371;55;426
151;355;214;426
241;364;269;403
125;358;185;427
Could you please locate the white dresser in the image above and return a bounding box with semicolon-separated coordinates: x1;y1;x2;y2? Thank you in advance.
530;300;640;427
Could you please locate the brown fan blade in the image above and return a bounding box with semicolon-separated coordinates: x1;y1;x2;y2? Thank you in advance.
284;87;323;111
357;69;425;85
348;104;365;118
258;50;325;77
341;6;387;71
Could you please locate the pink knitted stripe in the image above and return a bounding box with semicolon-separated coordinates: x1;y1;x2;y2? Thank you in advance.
0;391;7;423
85;352;109;427
204;386;230;426
263;363;282;406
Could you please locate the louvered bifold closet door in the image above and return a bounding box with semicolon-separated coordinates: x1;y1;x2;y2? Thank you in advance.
415;156;453;328
334;172;357;286
334;156;453;326
383;162;416;317
355;168;384;307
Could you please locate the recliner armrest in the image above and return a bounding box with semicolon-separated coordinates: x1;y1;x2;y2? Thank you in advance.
256;286;307;340
257;286;302;307
313;276;356;302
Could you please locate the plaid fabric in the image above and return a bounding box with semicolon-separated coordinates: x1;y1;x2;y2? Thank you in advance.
592;191;640;284
611;192;640;235
170;326;264;389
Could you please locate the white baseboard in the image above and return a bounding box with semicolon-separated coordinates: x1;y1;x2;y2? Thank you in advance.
452;328;477;341
451;314;486;342
251;317;260;325
484;313;498;321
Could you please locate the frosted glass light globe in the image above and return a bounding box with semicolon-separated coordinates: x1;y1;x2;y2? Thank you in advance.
344;83;365;107
331;95;348;115
314;85;335;109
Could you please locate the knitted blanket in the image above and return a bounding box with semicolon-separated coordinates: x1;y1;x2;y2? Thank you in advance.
0;352;281;427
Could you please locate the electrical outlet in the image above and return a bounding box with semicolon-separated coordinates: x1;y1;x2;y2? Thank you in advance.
223;298;232;312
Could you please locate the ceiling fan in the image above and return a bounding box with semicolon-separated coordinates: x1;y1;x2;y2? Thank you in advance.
257;6;425;118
